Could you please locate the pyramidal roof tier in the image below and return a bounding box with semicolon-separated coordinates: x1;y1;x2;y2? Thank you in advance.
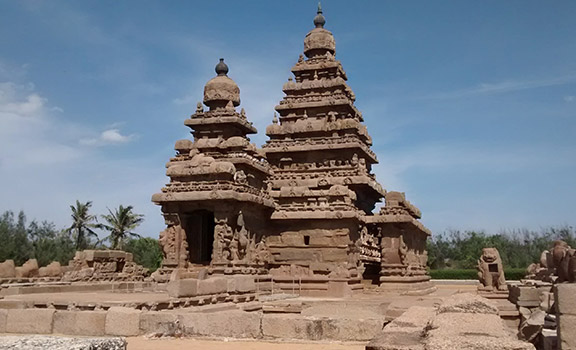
262;6;385;218
152;59;273;208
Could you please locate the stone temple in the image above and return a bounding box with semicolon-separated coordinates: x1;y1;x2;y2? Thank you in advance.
152;5;433;296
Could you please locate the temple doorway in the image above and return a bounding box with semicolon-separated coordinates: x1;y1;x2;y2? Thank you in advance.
182;210;215;265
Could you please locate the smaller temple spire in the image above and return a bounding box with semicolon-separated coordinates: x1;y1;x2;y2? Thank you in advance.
313;2;325;28
215;58;229;76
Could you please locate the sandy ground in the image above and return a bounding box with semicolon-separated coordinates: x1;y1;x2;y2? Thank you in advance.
127;337;365;350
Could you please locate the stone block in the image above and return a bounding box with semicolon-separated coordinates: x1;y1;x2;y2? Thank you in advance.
509;285;541;302
53;310;107;336
6;309;55;334
437;293;499;314
261;314;382;341
556;284;576;315
105;307;141;336
229;275;256;293
366;329;425;350
0;259;16;278
179;310;260;338
166;278;198;298
15;259;39;278
388;306;436;329
558;314;576;350
0;309;7;333
542;329;557;350
519;309;545;342
197;277;228;295
321;248;349;262
139;311;179;335
428;313;510;338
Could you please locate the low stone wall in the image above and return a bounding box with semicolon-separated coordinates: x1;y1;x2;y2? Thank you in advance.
0;306;385;341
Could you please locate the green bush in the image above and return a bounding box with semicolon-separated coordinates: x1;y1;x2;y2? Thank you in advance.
430;268;526;280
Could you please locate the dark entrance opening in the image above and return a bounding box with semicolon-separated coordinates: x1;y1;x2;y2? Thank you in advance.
182;210;215;265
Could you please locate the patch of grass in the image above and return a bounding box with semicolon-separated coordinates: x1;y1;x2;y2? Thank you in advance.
429;268;526;280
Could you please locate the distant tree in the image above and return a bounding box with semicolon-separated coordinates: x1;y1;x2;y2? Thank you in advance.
0;211;33;264
66;201;99;251
99;205;144;250
12;211;33;265
28;220;75;266
124;237;163;271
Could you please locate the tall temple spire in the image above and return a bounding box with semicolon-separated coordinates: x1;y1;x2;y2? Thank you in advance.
313;2;325;28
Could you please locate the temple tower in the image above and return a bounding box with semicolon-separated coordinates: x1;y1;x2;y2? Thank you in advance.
262;5;386;295
152;59;274;280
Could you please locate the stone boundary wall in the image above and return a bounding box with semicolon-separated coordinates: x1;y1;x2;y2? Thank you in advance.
0;306;384;341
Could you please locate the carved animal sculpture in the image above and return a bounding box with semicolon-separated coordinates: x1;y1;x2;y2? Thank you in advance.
477;248;507;291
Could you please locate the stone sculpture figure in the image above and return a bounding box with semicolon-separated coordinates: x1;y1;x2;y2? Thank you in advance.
477;247;507;291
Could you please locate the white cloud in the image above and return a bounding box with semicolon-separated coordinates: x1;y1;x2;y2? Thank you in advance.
80;128;135;146
0;82;46;118
564;95;575;102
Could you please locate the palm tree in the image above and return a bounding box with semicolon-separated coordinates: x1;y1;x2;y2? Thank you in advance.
99;205;144;250
66;200;99;251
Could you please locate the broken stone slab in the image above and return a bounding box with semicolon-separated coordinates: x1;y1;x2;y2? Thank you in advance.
427;313;513;339
519;309;546;341
437;293;499;314
0;335;126;350
386;306;435;329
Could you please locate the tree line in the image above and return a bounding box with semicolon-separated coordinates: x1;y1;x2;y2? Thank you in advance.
427;226;576;270
0;201;162;271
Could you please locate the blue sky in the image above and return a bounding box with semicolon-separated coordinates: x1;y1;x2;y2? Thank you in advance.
0;1;575;239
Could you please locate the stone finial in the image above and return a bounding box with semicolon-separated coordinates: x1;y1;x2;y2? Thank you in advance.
304;3;335;58
196;102;203;113
314;2;326;28
272;112;278;124
215;58;229;76
203;58;241;109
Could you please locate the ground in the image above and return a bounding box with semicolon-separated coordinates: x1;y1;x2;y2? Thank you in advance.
127;338;365;350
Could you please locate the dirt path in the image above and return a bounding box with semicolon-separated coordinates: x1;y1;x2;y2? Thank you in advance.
127;337;365;350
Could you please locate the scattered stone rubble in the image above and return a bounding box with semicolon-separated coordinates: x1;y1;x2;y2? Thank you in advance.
505;240;576;349
367;293;535;350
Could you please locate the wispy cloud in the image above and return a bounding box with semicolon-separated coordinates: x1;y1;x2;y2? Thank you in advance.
80;128;136;146
0;81;81;167
423;74;576;100
564;95;575;102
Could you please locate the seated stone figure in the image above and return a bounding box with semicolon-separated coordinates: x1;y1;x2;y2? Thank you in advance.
477;247;507;291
